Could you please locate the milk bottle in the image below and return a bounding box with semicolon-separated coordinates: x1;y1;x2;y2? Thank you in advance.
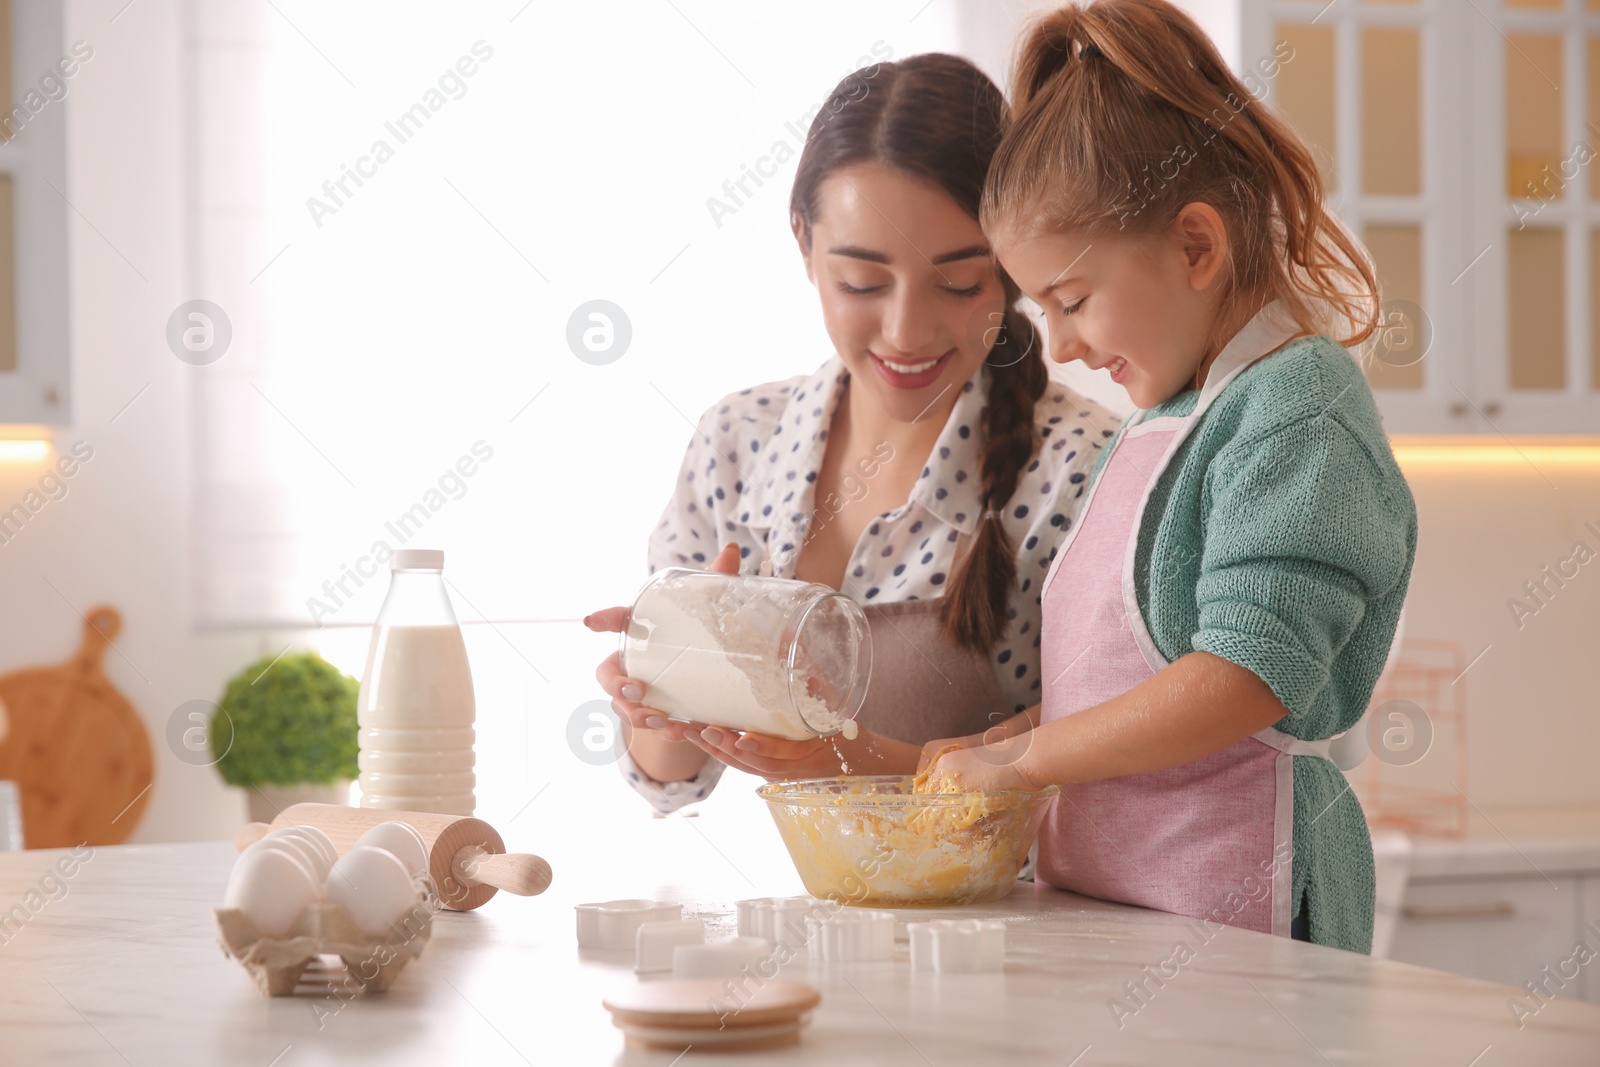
357;549;476;815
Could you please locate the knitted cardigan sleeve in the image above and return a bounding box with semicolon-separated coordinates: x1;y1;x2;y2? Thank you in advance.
1191;414;1413;729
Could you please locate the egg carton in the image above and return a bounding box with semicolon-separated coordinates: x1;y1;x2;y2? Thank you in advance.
214;899;434;996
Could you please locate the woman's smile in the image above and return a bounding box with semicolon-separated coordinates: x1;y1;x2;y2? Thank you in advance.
868;348;957;390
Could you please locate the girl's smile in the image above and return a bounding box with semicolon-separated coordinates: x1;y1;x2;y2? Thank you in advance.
1087;355;1129;382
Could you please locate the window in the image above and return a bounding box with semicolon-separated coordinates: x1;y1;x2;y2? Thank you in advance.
186;1;961;626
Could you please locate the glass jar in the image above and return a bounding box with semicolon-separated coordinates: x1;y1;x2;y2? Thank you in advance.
620;568;872;740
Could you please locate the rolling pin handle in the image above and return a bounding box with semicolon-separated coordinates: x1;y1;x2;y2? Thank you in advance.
235;822;271;852
451;846;553;897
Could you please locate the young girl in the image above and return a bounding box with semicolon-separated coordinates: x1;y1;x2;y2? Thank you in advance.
921;0;1417;954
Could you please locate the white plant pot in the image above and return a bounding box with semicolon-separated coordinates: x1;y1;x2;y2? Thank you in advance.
245;780;352;824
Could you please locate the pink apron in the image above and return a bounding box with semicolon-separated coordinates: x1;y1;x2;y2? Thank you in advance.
1035;307;1333;938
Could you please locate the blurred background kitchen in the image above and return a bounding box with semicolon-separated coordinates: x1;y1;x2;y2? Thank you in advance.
0;0;1596;1000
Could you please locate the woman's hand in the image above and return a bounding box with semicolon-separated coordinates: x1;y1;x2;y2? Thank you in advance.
583;543;742;780
685;724;920;782
585;612;700;743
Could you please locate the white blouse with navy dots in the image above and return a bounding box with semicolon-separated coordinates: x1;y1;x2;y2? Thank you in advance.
619;355;1122;813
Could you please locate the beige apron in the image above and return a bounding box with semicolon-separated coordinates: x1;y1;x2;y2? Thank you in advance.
854;598;1012;745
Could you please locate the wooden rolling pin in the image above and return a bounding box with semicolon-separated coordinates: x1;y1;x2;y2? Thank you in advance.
236;803;551;912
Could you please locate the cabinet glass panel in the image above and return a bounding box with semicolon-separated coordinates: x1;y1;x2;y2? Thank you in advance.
1591;229;1600;389
1365;224;1425;390
1506;35;1565;200
1591;36;1600;200
1276;23;1337;193
0;175;12;374
1362;27;1421;197
1508;228;1566;390
0;0;9;143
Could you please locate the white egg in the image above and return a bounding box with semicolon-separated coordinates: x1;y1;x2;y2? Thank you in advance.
250;830;333;881
326;846;417;935
274;825;339;870
353;822;428;879
224;846;320;937
239;839;319;882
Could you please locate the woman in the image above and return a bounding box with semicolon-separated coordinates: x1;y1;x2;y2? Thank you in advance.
584;54;1120;813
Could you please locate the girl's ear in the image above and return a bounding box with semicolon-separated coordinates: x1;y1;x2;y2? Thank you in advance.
791;213;816;284
1172;202;1230;293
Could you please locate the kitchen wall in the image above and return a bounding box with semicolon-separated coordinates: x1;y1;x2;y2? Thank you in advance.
0;0;254;844
1392;455;1600;810
0;0;1594;850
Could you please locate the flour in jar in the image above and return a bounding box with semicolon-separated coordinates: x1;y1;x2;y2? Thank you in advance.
626;571;862;742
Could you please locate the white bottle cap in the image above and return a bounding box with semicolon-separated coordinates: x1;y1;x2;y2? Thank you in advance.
391;549;444;572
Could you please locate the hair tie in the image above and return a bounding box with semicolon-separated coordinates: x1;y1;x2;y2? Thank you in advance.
983;509;1002;522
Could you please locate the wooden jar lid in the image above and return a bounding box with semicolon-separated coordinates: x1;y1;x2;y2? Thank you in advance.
603;978;820;1051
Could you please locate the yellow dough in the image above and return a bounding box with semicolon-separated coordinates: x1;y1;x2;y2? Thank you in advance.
762;762;1037;905
906;745;993;831
911;744;965;794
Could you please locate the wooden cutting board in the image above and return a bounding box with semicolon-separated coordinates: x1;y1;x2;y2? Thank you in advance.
0;606;153;847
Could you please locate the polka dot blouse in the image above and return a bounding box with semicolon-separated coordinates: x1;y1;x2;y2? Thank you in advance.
619;355;1123;813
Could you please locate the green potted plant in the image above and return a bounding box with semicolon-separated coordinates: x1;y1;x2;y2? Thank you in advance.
211;651;360;822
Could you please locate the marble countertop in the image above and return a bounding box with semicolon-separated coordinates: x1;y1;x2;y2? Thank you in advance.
3;803;1599;1066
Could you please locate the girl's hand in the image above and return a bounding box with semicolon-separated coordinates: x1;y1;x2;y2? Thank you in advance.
915;733;986;775
924;744;1038;793
915;708;1039;774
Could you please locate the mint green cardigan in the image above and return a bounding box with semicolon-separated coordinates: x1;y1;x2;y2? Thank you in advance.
1089;335;1418;954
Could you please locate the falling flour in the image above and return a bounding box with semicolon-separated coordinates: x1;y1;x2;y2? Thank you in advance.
628;571;861;742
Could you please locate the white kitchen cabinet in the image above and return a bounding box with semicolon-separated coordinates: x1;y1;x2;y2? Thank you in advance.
1584;875;1600;1004
1237;0;1600;434
1391;874;1585;1004
0;0;72;426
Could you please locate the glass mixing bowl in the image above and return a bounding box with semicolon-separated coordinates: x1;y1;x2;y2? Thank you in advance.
756;775;1059;907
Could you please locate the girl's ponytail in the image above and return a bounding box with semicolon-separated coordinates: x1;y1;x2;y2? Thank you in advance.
983;0;1381;356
